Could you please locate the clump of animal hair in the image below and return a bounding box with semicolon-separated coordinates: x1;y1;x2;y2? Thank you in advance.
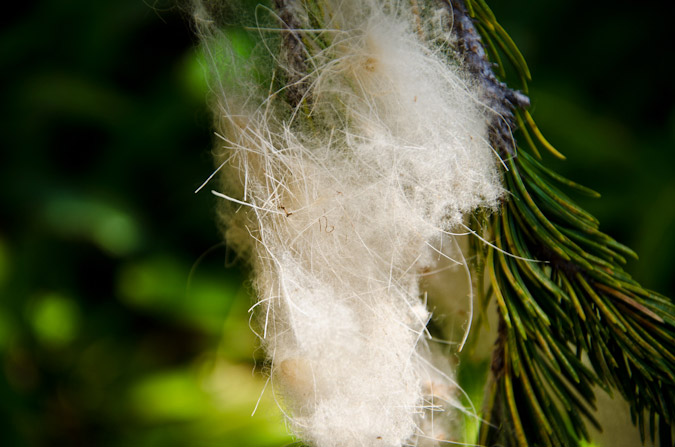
193;0;504;445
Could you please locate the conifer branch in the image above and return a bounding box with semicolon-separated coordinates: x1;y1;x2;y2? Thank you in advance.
456;0;675;445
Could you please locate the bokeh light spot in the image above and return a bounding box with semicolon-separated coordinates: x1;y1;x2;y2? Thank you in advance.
28;292;80;347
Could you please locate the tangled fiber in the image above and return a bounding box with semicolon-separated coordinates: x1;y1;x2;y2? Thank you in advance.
193;0;505;445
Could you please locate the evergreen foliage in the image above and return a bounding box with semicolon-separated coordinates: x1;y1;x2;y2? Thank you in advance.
460;1;675;445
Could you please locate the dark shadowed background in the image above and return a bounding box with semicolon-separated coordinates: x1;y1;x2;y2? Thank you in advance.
0;1;673;446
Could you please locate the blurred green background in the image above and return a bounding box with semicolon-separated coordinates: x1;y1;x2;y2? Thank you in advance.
0;1;673;446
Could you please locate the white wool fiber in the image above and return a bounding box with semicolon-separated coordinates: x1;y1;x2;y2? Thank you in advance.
195;1;503;445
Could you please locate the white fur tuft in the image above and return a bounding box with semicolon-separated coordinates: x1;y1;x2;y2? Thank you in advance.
195;1;503;445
